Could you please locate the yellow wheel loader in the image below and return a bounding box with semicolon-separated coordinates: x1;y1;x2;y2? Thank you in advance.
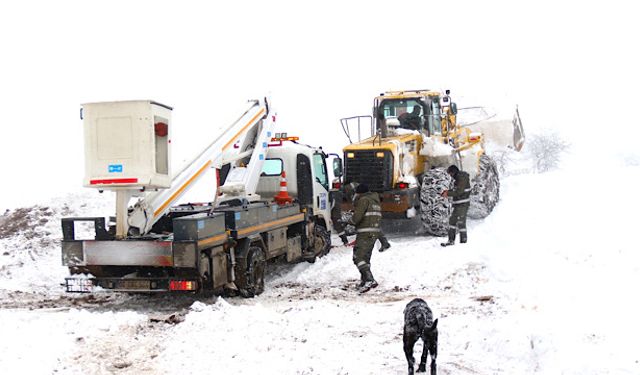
336;89;524;236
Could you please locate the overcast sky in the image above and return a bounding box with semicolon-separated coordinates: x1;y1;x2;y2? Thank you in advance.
1;0;638;209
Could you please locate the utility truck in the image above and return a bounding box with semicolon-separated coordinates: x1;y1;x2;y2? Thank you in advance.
62;98;338;296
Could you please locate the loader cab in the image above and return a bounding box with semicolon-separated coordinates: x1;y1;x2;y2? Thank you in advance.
376;98;426;132
376;96;448;137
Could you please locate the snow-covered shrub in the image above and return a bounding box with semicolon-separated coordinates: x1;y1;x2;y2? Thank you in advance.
526;130;571;173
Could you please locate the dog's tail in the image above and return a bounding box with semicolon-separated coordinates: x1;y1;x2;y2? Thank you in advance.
425;318;438;333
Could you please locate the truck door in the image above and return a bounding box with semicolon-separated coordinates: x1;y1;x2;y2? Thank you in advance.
311;152;332;226
296;154;313;206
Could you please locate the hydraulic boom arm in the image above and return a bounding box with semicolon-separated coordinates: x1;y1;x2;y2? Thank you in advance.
127;98;276;235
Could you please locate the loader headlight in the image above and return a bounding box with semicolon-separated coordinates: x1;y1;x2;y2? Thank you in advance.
376;152;385;158
347;152;355;158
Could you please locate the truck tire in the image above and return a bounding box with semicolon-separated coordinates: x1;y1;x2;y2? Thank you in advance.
237;246;266;298
419;168;452;236
469;155;500;219
313;224;332;257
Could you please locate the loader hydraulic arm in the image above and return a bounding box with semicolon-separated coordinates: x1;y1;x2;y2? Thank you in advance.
126;98;276;236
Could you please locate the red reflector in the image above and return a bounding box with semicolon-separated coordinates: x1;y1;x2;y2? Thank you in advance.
169;280;196;291
332;182;342;189
90;178;139;185
398;183;409;189
154;122;168;137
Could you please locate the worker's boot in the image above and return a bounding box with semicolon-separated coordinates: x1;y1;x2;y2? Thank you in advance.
355;270;366;288
440;229;456;247
359;268;378;293
379;236;391;252
339;234;349;246
460;230;467;244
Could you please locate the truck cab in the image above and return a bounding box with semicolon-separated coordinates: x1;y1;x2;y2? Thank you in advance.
256;139;332;230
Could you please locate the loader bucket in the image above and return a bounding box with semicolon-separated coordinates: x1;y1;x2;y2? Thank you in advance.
462;107;525;151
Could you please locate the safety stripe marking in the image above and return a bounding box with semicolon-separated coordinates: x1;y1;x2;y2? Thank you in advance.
154;160;212;218
222;108;266;151
453;198;470;204
197;233;228;247
357;228;381;233
236;213;304;236
90;178;139;185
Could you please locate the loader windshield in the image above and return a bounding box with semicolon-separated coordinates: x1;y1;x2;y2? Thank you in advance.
427;99;442;135
378;99;425;131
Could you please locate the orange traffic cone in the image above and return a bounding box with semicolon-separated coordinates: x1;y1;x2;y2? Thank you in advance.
274;171;293;205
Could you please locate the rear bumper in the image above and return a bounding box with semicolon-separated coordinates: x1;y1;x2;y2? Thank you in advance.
65;277;199;293
62;239;213;268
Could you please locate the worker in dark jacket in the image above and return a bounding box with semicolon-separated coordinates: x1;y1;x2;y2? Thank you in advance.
344;182;391;251
441;165;472;246
348;183;382;293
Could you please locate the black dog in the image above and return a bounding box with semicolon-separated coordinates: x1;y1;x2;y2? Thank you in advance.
403;298;438;375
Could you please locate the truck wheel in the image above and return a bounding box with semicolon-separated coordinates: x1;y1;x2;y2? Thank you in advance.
469;155;500;219
238;246;265;298
313;224;332;257
419;168;452;236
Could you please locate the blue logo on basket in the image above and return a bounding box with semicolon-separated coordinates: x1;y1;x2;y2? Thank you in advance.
108;164;123;173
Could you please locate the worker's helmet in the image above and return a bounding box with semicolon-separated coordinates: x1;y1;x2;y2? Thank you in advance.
355;183;369;194
446;165;459;176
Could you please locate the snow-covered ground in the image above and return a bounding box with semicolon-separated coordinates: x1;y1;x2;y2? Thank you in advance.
1;147;639;374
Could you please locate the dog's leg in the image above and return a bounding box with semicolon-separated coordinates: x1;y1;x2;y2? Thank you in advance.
429;341;437;375
403;333;416;375
417;339;428;372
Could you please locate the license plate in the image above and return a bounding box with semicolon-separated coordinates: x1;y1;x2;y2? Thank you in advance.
121;280;151;290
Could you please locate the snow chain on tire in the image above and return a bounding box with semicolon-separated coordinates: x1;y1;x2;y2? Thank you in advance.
469;155;500;219
420;168;453;236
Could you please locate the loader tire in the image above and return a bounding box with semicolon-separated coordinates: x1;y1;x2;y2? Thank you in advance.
237;246;266;298
469;155;500;219
420;168;453;236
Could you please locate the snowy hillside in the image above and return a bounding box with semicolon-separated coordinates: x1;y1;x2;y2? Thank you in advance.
1;146;640;374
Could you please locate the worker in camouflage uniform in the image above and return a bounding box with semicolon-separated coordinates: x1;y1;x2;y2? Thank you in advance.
348;183;382;293
441;165;472;246
344;182;391;251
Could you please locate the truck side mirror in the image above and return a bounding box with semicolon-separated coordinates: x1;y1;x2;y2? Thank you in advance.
450;102;458;115
333;158;343;178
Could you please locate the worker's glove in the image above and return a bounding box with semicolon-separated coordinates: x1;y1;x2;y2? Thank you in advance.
441;190;449;198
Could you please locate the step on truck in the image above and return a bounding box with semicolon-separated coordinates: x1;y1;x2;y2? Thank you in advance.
62;98;339;296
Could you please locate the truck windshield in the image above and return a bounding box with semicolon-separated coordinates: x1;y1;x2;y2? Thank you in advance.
379;99;425;131
312;153;328;191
